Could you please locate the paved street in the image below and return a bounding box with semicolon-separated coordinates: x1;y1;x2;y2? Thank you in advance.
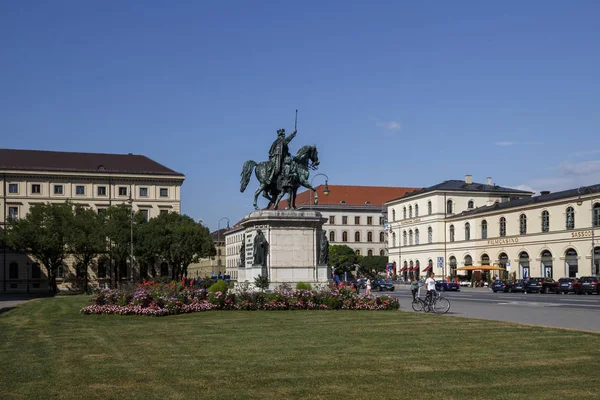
0;294;41;314
382;285;600;332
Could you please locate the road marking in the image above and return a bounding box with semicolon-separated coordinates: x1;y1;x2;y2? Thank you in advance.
558;298;599;303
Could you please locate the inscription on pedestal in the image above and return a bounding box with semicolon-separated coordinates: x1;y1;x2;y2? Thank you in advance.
245;232;254;268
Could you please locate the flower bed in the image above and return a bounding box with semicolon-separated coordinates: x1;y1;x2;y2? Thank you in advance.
80;281;399;316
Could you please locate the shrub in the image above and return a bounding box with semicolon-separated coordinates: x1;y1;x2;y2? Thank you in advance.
208;279;229;293
254;275;270;292
295;282;312;290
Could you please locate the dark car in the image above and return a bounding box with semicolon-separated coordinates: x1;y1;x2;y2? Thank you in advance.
557;278;578;294
372;279;395;291
524;277;558;294
509;279;527;293
435;281;460;292
578;276;600;294
491;280;510;292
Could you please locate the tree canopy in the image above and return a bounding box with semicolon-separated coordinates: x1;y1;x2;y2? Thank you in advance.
329;245;359;275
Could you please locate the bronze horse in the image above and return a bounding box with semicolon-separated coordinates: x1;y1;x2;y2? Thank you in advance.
240;145;320;210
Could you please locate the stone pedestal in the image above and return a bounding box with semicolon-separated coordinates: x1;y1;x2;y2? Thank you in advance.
236;210;330;287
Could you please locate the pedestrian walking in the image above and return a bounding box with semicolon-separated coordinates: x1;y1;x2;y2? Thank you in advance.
366;279;372;296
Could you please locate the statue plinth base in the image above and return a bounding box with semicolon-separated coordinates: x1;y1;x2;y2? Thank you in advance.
237;210;330;288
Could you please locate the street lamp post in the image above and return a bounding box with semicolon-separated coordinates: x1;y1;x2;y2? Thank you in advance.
128;189;134;283
577;185;600;276
309;173;330;209
217;217;230;276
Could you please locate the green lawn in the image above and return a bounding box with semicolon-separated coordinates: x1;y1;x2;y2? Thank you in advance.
1;296;599;400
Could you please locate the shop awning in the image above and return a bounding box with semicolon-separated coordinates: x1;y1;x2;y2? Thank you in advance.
423;265;432;272
408;267;414;272
456;265;507;271
400;266;407;272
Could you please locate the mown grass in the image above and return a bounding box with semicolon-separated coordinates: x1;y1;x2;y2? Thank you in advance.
1;296;599;400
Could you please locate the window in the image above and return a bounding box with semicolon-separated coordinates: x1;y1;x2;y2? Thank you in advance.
160;188;169;197
31;184;41;194
500;217;506;236
415;204;419;217
355;231;360;242
447;200;453;214
119;186;128;196
329;231;335;242
329;216;335;224
54;185;64;195
415;229;419;245
379;217;384;225
392;209;396;221
342;231;348;242
367;232;373;242
75;185;85;195
76;263;86;278
379;232;385;242
380;250;385;256
519;214;527;235
409;206;413;218
8;207;18;221
355;216;360;225
31;263;41;279
428;227;433;243
403;207;407;219
160;209;169;215
98;262;107;278
481;254;490;266
464;255;473;267
566;207;575;230
403;231;407;246
409;230;413;246
481;220;488;239
355;250;360;256
367;216;373;225
465;223;470;240
139;187;148;197
97;186;107;196
9;262;18;279
57;264;64;279
468;200;474;209
392;232;396;247
342;216;348;225
594;204;600;227
368;250;373;256
449;225;455;242
8;183;18;193
427;201;432;215
97;208;106;216
542;211;550;232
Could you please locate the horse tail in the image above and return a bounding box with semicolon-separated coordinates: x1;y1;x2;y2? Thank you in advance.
240;160;256;192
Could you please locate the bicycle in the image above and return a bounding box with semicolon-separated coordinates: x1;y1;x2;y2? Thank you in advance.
411;289;451;314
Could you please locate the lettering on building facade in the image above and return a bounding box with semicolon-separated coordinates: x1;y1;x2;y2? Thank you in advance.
487;237;519;245
571;230;594;238
400;218;421;226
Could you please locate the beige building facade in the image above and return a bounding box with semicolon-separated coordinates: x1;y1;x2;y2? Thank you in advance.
0;149;185;293
386;175;600;282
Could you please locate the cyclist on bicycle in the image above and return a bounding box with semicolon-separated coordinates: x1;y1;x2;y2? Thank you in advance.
425;272;437;306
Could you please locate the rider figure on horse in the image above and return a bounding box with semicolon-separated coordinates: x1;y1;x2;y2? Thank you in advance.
268;128;297;186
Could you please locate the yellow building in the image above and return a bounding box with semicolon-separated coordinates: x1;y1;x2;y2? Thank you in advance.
0;148;184;293
187;228;228;279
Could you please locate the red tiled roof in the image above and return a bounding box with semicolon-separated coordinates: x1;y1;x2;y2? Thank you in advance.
286;185;421;208
0;148;184;176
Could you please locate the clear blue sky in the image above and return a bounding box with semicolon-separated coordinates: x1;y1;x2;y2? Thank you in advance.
1;1;599;231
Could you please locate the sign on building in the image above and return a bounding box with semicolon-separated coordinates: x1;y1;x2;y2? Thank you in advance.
437;257;444;269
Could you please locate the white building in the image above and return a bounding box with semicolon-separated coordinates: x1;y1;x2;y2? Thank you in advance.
386;175;600;282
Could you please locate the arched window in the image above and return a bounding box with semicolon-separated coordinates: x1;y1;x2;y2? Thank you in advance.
500;217;506;237
380;249;385;256
594;203;600;227
464;255;473;266
541;211;550;232
565;248;578;278
392;232;396;247
541;250;554;278
594;247;600;275
329;231;335;242
403;231;407;246
415;229;420;245
427;201;432;215
447;199;453;214
403;207;407;219
481;254;490;266
468;200;474;209
498;253;509;278
379;232;385;242
409;230;413;245
342;231;348;242
519;214;527;235
449;225;455;242
355;249;361;255
465;222;470;241
9;262;18;279
520;251;530;279
481;220;488;239
415;260;421;277
367;250;373;256
409;205;413;218
367;232;373;242
566;207;575;230
415;204;419;217
449;256;457;276
355;231;361;242
428;227;433;243
392;209;396;221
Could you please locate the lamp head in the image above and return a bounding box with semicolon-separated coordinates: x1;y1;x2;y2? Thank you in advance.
577;194;583;206
323;180;330;196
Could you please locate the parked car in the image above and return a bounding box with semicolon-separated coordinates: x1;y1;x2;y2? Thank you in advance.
557;278;579;294
491;280;510;292
435;281;460;291
509;279;527;293
524;277;558;294
372;279;395;291
578;276;600;295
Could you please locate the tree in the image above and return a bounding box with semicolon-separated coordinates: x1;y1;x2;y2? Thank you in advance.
6;202;74;293
329;245;359;276
358;255;388;278
66;205;107;293
254;274;270;292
